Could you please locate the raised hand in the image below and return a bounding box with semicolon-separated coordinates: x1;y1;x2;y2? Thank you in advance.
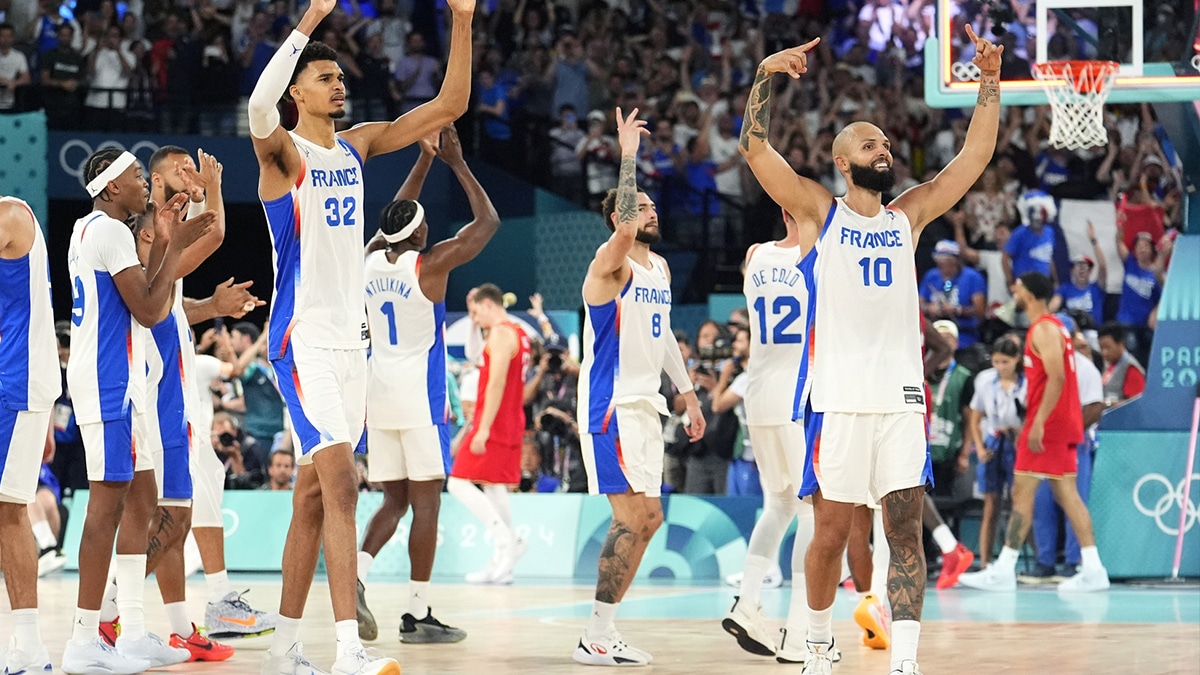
306;0;337;18
965;24;1003;74
529;292;544;315
759;38;820;79
174;208;218;249
438;124;465;165
446;0;475;14
614;107;648;158
417;130;440;157
212;278;265;318
153;193;189;244
197;148;222;190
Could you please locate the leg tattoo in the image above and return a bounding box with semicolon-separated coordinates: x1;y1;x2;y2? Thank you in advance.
596;520;636;604
883;488;926;622
1005;510;1026;550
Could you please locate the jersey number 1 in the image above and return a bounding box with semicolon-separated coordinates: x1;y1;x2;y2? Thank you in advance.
379;302;398;345
858;257;893;287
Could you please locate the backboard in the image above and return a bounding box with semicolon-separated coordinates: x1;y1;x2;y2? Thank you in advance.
925;0;1200;107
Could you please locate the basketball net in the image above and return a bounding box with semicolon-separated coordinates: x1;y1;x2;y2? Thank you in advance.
1032;61;1120;151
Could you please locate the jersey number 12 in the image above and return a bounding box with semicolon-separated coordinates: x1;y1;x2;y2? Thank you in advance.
753;296;803;344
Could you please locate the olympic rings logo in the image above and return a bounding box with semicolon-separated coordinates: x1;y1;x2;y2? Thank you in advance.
951;61;981;82
1132;473;1199;536
58;139;161;193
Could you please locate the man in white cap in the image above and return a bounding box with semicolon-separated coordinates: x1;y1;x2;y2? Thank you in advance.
919;240;987;350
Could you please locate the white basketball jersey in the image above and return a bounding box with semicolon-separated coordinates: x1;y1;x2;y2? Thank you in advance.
0;198;58;412
742;241;815;426
578;255;674;434
190;353;224;444
67;211;148;424
262;132;368;360
810;199;925;413
364;250;447;429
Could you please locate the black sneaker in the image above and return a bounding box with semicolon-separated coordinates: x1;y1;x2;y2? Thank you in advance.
356;579;378;641
400;609;467;644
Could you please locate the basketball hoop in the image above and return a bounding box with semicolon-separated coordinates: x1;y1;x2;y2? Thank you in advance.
1032;61;1120;151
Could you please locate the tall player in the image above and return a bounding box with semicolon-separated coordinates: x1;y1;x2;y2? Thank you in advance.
573;108;705;667
62;149;214;674
958;272;1110;592
446;284;531;584
246;0;474;669
738;27;1002;675
0;196;59;673
721;209;820;662
356;123;499;642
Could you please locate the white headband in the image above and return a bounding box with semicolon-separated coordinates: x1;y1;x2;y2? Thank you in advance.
382;201;424;244
85;151;138;198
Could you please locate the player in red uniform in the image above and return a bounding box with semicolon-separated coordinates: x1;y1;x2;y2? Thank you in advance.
959;272;1110;592
447;284;531;584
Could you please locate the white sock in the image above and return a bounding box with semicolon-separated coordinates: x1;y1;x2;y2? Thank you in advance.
205;570;232;604
890;620;921;672
448;478;512;551
996;546;1019;571
856;590;872;603
270;615;301;657
357;551;374;582
12;608;42;651
32;520;57;549
739;554;772;608
98;581;119;622
71;608;100;644
1080;546;1102;571
408;580;430;619
932;524;957;555
335;619;361;659
784;506;813;637
164;601;192;637
114;554;147;640
586;600;619;636
806;603;834;644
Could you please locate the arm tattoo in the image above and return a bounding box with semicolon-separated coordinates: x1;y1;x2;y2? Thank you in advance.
595;520;636;603
977;74;1000;106
739;66;773;152
882;487;926;622
615;157;638;226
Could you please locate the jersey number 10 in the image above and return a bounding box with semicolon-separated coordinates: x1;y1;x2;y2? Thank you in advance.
858;257;893;287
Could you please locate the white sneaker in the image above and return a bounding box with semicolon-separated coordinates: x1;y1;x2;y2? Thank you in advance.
775;630;841;664
330;646;400;675
572;630;651;667
1058;565;1110;593
465;560;498;584
261;643;330;675
61;637;151;675
491;538;529;585
4;638;51;674
799;640;836;675
723;564;784;589
721;596;775;656
891;659;923;674
957;564;1017;592
37;550;67;577
115;632;189;667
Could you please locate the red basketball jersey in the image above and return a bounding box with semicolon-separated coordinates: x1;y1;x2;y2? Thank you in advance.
1019;314;1084;450
472;320;531;448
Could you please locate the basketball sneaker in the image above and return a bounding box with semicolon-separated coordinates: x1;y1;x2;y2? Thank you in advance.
170;624;234;662
98;618;119;647
464;560;498;584
775;629;841;664
572;630;651;667
356;580;378;641
261;643;330;675
798;640;836;675
330;646;400;675
721;596;776;656
399;609;467;644
1057;565;1110;593
492;538;529;585
891;659;923;674
115;632;189;667
1017;563;1062;585
935;543;975;590
958;564;1017;592
723;562;784;589
37;548;67;577
853;594;890;650
4;637;51;674
206;590;277;639
61;637;151;675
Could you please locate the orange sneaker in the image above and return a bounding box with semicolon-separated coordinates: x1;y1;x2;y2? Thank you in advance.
170;624;234;662
936;543;976;590
853;594;891;650
99;617;120;647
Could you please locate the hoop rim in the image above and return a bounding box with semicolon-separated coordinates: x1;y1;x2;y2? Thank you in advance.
1032;60;1121;93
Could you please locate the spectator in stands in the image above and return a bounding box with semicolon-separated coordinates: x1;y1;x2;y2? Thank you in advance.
577;109;617;210
260;449;295;491
962;164;1016;252
686;322;736;494
1004;190;1058;288
197;28;239;135
28;0;73;58
213;411;267;489
712;326;756;496
1097;323;1147;406
1115;159;1167;251
920;240;987;350
1051;223;1107;327
223;321;285;446
0;23;30;110
40;22;84;128
547;32;591;120
548;103;586;202
1114;226;1163;366
662;330;692;493
926;320;975;504
352;33;398;122
476;68;514;171
394;31;441;114
83;23;130;128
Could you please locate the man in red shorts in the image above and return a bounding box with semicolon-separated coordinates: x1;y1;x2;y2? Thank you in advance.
447;284;531;584
958;271;1110;593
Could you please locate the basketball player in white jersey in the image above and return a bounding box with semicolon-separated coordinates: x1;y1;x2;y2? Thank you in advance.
0;197;59;673
62;148;215;674
355;124;498;643
247;0;474;671
738;28;1002;675
573;108;705;667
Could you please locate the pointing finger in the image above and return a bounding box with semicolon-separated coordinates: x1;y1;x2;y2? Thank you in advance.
964;23;978;44
799;37;821;51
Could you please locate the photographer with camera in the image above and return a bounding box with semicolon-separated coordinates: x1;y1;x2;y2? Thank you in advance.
524;337;585;492
211;412;267;489
683;321;739;494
